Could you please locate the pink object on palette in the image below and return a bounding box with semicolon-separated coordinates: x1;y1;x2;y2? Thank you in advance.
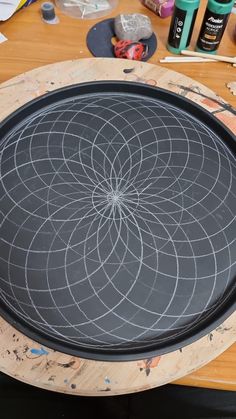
140;0;174;18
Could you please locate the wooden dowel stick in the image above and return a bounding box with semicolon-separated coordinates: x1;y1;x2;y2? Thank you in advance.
160;60;215;63
181;50;236;64
160;57;216;63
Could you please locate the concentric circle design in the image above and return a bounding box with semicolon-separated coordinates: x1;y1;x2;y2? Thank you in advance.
91;178;140;220
0;83;235;360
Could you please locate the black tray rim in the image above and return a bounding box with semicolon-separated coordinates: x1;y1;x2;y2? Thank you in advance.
0;80;235;361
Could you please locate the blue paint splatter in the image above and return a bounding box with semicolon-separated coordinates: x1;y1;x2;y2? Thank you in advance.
64;379;68;384
30;347;49;356
104;376;111;384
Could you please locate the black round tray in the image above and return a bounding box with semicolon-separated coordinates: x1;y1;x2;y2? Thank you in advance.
0;81;235;361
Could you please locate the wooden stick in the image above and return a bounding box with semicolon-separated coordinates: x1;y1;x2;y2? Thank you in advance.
160;57;216;63
181;50;236;64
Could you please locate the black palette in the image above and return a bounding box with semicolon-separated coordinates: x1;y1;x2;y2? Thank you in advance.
0;82;235;361
86;18;157;61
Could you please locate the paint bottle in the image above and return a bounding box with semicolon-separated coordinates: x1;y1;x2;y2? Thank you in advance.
167;0;200;54
196;0;235;53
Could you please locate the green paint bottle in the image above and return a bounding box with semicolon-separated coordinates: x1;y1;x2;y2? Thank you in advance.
196;0;235;53
167;0;200;54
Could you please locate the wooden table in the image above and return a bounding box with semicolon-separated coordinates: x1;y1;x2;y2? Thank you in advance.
0;0;235;395
0;0;236;100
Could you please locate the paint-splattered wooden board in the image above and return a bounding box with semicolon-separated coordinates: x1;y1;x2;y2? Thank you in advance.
0;58;235;396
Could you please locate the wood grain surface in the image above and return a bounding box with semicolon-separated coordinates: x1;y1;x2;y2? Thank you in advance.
0;0;235;103
174;343;236;391
0;0;236;394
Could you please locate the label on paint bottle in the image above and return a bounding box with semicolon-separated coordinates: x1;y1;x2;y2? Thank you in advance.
186;8;198;46
168;7;186;48
197;10;230;51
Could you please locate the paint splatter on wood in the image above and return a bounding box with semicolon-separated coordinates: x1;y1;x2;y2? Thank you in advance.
138;356;161;376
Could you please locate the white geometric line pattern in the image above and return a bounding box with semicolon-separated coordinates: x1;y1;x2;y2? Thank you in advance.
0;92;235;353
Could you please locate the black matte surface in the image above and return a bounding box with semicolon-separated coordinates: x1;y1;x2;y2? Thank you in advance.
0;82;235;360
1;372;236;418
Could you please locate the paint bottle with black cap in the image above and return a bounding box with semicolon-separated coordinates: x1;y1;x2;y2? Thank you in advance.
167;0;200;54
196;0;235;53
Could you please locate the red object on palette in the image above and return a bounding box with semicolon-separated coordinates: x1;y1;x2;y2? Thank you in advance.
140;0;174;18
114;40;149;61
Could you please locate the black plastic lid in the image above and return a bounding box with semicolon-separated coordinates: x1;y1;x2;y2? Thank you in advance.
41;2;56;21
